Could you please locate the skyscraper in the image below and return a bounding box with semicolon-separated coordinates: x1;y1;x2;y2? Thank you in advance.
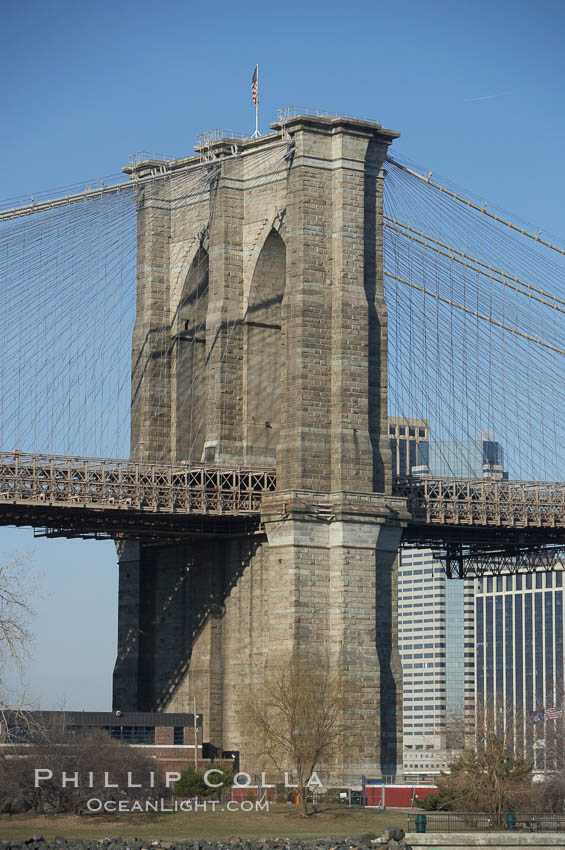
398;547;448;778
475;569;565;770
426;438;507;480
397;428;564;777
389;417;429;477
398;548;475;780
394;424;507;779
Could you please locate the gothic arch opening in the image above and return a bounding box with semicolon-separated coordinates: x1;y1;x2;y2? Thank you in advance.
245;229;286;464
174;246;209;461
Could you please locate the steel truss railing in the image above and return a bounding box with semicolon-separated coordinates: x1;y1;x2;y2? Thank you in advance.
394;476;565;529
2;453;565;533
0;452;275;516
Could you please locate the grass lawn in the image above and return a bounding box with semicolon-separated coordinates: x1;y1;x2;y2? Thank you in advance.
0;804;409;842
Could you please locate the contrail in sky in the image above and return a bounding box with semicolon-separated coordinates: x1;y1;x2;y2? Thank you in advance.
464;91;513;102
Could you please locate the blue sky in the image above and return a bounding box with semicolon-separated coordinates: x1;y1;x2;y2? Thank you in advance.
1;0;564;709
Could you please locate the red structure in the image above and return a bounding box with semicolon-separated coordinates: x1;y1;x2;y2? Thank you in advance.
364;783;439;809
230;785;276;803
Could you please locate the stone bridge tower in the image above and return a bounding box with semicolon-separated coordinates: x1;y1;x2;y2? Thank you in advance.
113;113;409;781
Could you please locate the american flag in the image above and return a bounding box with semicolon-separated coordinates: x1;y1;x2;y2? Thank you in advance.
251;65;258;106
546;707;563;720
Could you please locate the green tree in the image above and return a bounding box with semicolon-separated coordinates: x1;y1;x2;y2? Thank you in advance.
173;765;206;798
416;789;454;811
201;761;234;800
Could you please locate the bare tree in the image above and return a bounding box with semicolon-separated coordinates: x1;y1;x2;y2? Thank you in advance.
0;565;46;819
529;709;565;812
0;551;39;761
242;654;344;816
445;706;475;752
436;704;533;822
0;719;168;814
0;550;35;674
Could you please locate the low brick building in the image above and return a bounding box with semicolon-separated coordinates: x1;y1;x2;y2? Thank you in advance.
0;710;220;774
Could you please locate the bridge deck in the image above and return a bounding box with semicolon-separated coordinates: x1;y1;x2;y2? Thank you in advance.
395;476;565;530
1;452;565;540
0;452;275;539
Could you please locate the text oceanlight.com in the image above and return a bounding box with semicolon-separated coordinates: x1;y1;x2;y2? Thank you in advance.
85;799;270;813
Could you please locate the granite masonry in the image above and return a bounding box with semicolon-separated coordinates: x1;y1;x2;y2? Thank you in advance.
112;114;410;782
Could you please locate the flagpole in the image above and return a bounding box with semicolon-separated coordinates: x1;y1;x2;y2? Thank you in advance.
252;63;260;138
255;64;259;137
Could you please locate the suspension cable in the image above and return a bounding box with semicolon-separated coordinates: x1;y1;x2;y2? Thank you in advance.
385;219;565;313
386;157;565;256
385;271;565;357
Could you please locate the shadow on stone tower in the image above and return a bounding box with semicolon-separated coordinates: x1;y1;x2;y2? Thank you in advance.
112;113;410;782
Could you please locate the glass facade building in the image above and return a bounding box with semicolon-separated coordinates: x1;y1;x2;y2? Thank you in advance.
476;570;565;770
394;422;565;776
389;418;507;482
427;439;507;480
389;417;429;477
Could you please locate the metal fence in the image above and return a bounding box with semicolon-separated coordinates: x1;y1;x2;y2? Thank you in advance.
406;812;565;832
